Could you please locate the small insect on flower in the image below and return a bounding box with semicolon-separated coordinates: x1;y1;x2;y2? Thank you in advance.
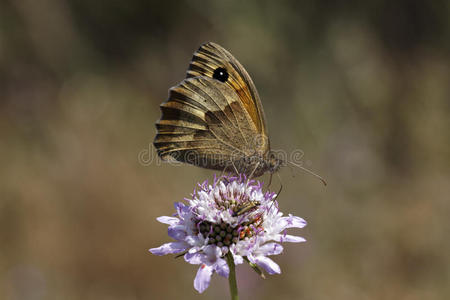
150;175;307;293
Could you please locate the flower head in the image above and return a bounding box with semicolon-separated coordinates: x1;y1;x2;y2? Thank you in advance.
150;175;307;293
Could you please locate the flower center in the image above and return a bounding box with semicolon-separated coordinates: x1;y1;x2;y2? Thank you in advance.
196;216;264;248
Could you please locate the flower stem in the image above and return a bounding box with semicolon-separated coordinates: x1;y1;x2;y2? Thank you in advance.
226;252;239;300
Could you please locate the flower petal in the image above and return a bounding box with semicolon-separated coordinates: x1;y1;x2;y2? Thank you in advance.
258;243;283;256
233;254;244;265
168;226;187;240
203;245;221;264
252;255;281;275
174;202;189;219
194;264;213;293
279;215;307;229
213;258;229;277
277;234;306;243
149;241;188;255
156;216;179;225
184;252;204;265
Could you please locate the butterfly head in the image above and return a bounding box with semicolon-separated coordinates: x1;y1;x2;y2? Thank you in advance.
267;151;283;174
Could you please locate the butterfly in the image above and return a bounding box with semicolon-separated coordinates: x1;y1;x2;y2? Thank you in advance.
154;42;282;178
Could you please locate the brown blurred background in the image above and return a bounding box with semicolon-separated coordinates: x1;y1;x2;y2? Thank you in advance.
1;1;449;299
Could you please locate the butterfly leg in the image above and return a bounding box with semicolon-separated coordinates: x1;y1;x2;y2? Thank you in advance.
219;165;231;179
248;161;260;180
275;172;283;199
267;173;273;187
231;160;239;175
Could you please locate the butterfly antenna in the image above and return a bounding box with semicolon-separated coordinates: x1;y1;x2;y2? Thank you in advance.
286;162;296;179
267;173;273;188
275;172;283;199
289;161;327;186
231;161;239;176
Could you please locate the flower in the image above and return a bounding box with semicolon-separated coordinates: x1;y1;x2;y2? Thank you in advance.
150;175;307;293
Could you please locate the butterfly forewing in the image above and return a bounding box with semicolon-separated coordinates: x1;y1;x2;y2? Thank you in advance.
187;42;268;138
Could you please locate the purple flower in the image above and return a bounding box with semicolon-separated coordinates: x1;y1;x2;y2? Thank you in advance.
150;175;307;293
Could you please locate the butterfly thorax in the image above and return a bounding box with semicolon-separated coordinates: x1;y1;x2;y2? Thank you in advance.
232;151;283;178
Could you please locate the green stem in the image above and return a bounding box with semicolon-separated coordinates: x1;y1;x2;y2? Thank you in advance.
226;252;239;300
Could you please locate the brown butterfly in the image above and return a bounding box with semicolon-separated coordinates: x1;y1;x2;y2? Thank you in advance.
154;42;282;178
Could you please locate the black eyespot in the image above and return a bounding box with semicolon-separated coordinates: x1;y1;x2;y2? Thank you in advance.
213;67;229;82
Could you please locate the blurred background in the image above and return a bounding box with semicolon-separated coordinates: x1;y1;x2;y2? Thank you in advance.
1;0;449;299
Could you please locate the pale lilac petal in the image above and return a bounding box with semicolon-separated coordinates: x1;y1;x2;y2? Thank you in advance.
279;215;307;229
258;243;283;256
194;264;213;293
203;245;221;264
184;235;201;246
213;258;229;277
174;202;186;211
253;256;281;275
149;241;188;255
277;234;306;243
174;202;189;219
168;226;187;240
156;216;179;225
233;254;244;265
184;252;204;264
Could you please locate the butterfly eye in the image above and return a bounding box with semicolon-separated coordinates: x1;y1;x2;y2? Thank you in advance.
213;67;229;82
